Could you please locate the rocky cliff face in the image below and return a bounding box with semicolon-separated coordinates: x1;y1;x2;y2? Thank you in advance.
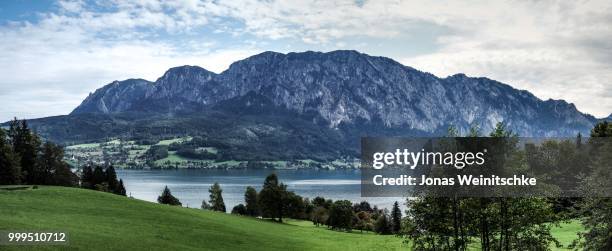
71;50;597;136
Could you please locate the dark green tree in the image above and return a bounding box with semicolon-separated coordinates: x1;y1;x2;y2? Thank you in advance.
374;213;392;235
312;196;328;208
231;204;248;215
81;165;94;189
9;119;41;184
201;200;211;210
38;142;75;186
92;165;105;187
573;121;612;250
117;179;127;196
328;200;353;231
244;186;259;216
208;182;226;212
105;165;119;193
258;173;287;222
391;201;402;234
311;206;328;227
157;186;181;206
0;128;20;184
353;201;373;213
284;191;305;219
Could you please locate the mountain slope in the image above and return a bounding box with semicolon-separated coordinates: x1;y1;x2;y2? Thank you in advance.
70;50;596;137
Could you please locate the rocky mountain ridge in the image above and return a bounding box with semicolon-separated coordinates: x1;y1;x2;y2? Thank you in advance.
71;50;596;137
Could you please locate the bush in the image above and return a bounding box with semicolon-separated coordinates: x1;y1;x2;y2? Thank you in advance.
231;204;248;215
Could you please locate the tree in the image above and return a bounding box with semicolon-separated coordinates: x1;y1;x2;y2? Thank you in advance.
375;213;391;235
355;211;372;232
312;196;328;208
9;119;41;184
391;201;402;234
258;173;287;222
311;206;328;227
38;142;76;186
590;121;612;137
81;165;94;189
244;186;259;216
0;128;20;184
201;200;211;210
328;200;353;231
208;182;226;212
105;165;119;193
284;191;305;219
157;186;181;206
353;201;373;213
116;179;127;196
573;121;612;250
92;165;106;188
231;204;248;215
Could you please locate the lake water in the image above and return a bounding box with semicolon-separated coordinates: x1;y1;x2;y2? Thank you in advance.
116;169;404;212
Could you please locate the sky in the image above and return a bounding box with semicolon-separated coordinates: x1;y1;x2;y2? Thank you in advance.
0;0;611;122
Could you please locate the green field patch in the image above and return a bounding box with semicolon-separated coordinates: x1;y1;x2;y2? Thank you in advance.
66;142;100;149
196;147;218;154
156;136;193;146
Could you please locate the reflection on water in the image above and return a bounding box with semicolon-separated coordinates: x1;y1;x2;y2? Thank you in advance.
116;169;404;212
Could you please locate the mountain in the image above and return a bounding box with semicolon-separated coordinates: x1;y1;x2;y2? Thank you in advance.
70;50;596;135
17;50;600;160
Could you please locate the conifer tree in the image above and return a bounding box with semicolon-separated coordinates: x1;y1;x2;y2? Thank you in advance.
81;165;94;188
391;201;402;234
208;182;226;212
105;165;119;193
9;119;41;184
244;186;259;216
157;186;181;206
117;179;127;196
0;128;20;184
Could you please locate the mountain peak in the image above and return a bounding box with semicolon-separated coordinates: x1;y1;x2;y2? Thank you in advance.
159;65;215;81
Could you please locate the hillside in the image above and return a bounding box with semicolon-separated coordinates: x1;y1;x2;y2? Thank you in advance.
0;187;404;250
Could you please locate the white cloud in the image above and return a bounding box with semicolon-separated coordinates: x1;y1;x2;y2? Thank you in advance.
0;0;611;121
201;0;612;117
0;0;258;121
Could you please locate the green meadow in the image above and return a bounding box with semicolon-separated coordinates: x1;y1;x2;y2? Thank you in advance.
0;186;583;250
0;187;405;251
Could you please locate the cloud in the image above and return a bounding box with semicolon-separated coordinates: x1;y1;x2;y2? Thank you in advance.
200;0;612;117
0;0;611;122
0;0;259;121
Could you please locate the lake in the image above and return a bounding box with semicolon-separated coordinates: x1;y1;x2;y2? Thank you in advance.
116;169;404;212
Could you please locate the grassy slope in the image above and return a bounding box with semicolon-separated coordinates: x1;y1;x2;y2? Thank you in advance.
0;187;405;251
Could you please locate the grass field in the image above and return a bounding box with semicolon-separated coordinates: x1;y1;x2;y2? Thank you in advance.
0;187;405;251
0;186;584;250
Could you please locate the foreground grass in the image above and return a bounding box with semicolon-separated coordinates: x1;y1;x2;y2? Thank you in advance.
0;186;405;251
551;220;582;250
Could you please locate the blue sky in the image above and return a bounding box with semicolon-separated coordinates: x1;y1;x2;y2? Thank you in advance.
0;0;611;121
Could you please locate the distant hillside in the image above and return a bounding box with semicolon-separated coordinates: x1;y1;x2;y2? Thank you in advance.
10;50;601;160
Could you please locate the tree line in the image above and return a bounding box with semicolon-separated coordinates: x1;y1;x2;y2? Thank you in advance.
0;119;77;186
156;121;612;250
0;118;126;197
400;121;612;251
156;172;403;235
